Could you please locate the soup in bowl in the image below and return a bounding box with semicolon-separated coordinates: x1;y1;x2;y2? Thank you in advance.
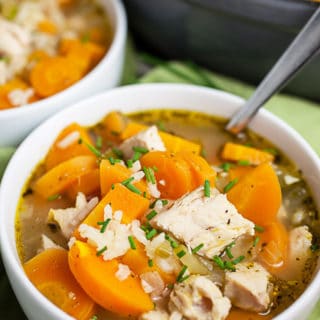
0;0;126;146
1;84;320;320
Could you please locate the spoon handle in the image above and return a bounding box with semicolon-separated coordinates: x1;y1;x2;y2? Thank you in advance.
226;5;320;134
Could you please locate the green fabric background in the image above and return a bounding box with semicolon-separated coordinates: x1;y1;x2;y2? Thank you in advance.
0;53;320;318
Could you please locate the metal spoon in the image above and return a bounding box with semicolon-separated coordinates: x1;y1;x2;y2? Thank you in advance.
226;5;320;134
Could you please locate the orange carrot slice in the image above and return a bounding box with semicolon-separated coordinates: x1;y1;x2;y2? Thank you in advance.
24;248;96;320
258;221;289;274
99;159;148;197
45;123;93;170
33;155;97;199
68;240;153;316
140;151;194;199
227;162;281;227
221;142;274;165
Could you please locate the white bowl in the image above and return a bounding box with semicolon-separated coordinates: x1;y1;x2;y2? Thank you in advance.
0;0;127;147
1;84;320;320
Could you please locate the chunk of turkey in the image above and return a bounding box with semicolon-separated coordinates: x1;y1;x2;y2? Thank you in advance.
119;125;166;159
224;262;272;313
47;193;98;239
151;186;255;258
169;275;231;320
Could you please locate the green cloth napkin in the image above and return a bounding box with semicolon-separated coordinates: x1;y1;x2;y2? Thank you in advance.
1;54;320;318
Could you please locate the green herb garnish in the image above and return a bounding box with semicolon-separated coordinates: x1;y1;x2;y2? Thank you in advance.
176;265;189;282
223;178;238;193
47;194;61;201
128;236;136;250
232;255;245;265
148;259;154;267
112;147;123;158
191;243;204;254
254;225;265;233
146;228;157;240
146;210;158;221
237;159;250;166
176;250;186;258
97;218;111;233
133;146;149;154
204;179;210;197
220;162;233;172
96;246;107;256
253;236;260;247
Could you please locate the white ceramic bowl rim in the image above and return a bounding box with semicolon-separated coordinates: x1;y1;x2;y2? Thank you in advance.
0;0;127;119
1;83;320;320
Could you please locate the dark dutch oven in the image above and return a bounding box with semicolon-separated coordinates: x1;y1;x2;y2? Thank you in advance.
124;0;320;101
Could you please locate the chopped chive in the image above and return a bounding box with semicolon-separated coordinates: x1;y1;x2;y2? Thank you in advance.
191;243;204;254
237;159;250;166
90;315;98;320
148;259;153;267
232;255;245;265
254;225;265;233
176;250;186;258
79;139;102;158
108;157;116;165
111;130;120;136
128;236;136;250
146;228;157;240
152;166;158;172
132;151;142;162
112;148;123;158
96;246;107;256
204;179;210;197
226;247;234;259
225;261;236;271
165;234;179;248
127;159;133;168
311;243;319;252
111;183;115;190
167;283;174;290
140;223;152;232
133;146;149;154
253;236;260;247
47;194;61;201
143;191;147;198
97;218;111;233
220;162;233;172
81;33;90;43
95;136;102;149
156;121;166;131
213;255;225;269
146;210;158;220
176;265;188;282
263;148;278;156
125;182;142;195
162;199;168;205
200;148;207;158
121;177;135;185
223;178;238;193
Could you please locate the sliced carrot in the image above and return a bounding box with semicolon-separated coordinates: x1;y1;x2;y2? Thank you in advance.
100;111;127;143
227;162;282;227
177;151;216;188
258;220;289;274
74;183;149;240
30;56;84;97
0;78;32;110
121;241;176;284
68;240;154;316
24;248;96;320
99;159;148;197
33;155;97;199
226;308;272;320
59;38;106;68
221;142;274;165
121;122;201;155
228;165;255;181
38;20;57;34
140;151;194;199
67;169;100;200
45;123;93;170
